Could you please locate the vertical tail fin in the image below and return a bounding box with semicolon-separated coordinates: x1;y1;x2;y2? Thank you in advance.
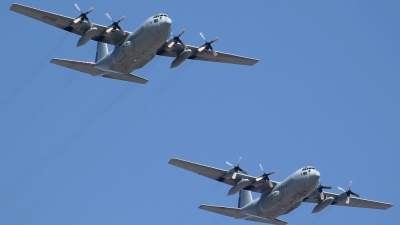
95;42;108;62
238;190;253;208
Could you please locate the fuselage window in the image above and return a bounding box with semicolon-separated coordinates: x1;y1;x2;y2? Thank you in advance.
154;19;158;23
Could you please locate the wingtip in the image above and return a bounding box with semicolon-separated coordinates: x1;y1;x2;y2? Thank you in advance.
9;3;18;11
198;204;207;209
168;158;178;165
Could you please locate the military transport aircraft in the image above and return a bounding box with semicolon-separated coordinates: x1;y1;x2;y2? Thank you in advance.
169;158;393;225
10;4;258;84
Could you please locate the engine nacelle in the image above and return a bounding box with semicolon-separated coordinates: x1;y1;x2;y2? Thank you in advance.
334;192;348;203
312;197;334;213
259;190;282;212
170;49;192;68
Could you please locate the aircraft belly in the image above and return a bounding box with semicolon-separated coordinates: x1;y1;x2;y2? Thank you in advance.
260;189;304;218
111;28;166;73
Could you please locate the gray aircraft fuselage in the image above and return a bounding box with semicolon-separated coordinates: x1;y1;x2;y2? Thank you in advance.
96;14;171;73
241;167;320;219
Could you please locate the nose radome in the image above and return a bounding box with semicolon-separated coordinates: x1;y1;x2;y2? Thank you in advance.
164;17;172;25
159;17;172;30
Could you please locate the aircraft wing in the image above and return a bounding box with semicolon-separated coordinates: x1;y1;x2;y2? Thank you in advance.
157;44;259;66
168;158;278;193
10;4;126;46
303;192;393;210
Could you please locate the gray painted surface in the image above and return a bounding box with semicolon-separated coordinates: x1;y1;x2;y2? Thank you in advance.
10;3;259;83
169;158;393;224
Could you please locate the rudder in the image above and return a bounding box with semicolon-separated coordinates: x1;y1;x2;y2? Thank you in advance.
96;42;108;62
238;190;253;208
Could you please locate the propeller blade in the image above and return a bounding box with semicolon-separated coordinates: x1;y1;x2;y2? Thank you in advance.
211;48;217;57
73;17;81;24
349;180;353;188
179;29;186;36
320;191;324;200
106;13;112;21
259;164;264;173
323;186;332;189
106;26;114;33
346;196;350;204
232;172;237;179
87;18;93;27
87;7;94;13
211;36;219;43
74;3;81;12
255;176;263;182
181;42;187;50
237;157;242;165
351;192;360;198
119;15;126;22
269;170;276;175
268;180;273;188
226;161;233;167
240;168;248;175
199;32;206;41
168;41;175;48
198;46;206;52
338;186;346;192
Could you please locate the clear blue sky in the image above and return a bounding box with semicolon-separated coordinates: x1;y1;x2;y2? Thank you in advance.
1;1;399;224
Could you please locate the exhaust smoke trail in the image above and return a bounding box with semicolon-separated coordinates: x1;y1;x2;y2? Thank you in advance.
0;33;70;112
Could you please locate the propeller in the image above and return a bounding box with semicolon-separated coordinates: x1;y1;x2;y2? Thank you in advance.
338;180;360;204
197;32;218;56
226;157;248;179
105;13;126;34
73;4;94;27
317;183;332;200
168;29;187;49
255;164;276;188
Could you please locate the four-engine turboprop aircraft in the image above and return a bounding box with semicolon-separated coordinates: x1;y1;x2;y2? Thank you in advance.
169;158;393;225
10;3;258;84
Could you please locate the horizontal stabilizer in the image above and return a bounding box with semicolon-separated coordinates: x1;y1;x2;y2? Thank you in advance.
199;205;287;225
50;59;148;84
199;205;245;219
245;217;287;225
51;59;97;75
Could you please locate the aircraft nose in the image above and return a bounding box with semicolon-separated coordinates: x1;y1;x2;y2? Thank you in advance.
311;170;320;180
161;17;172;28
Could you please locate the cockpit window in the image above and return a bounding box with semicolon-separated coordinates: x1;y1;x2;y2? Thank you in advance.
303;167;315;171
154;14;168;18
